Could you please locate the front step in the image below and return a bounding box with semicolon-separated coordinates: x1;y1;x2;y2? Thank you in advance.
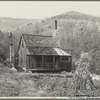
28;69;71;73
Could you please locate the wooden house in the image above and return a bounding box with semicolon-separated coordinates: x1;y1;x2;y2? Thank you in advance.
16;20;72;72
17;34;72;72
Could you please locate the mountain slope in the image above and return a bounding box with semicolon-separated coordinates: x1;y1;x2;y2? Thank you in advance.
1;11;100;73
0;17;39;32
46;11;100;22
13;11;100;74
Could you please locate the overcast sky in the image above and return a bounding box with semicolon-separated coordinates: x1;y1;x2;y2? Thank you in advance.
0;1;100;19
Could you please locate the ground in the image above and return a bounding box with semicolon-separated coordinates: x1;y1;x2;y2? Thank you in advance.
0;62;100;97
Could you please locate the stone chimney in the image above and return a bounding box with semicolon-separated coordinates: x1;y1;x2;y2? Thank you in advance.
55;20;57;30
53;20;57;38
53;20;61;47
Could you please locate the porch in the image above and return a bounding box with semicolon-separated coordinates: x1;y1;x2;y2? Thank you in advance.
26;55;72;72
26;55;59;70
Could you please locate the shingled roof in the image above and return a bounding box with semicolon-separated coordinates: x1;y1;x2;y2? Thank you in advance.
22;34;59;48
20;34;71;56
27;46;71;56
27;46;58;55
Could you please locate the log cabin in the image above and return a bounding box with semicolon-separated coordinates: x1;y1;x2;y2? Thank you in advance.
16;21;72;72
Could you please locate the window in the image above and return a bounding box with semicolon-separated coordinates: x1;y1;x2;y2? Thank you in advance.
35;55;42;62
61;57;70;62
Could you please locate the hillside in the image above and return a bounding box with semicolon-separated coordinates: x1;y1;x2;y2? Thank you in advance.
46;11;100;22
0;17;39;32
13;11;100;52
1;11;100;33
1;11;100;73
0;17;40;58
0;62;100;97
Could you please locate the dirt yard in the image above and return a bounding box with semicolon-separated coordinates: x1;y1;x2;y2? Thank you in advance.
0;63;100;97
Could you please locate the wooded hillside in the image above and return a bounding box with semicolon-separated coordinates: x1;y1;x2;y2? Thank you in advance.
1;11;100;74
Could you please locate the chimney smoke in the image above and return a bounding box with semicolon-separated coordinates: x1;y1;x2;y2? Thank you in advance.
55;20;57;30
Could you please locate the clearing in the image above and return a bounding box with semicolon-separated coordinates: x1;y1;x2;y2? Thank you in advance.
0;63;100;97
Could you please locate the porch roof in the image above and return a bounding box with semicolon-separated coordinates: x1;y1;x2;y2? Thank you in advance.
27;46;71;56
54;48;71;56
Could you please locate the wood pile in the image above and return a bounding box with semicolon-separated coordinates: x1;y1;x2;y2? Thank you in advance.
67;52;99;97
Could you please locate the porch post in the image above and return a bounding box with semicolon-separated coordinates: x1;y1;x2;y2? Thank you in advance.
29;56;31;69
53;56;55;69
33;55;35;69
70;56;72;70
42;55;44;69
31;55;33;69
29;56;30;69
28;55;30;69
26;55;29;70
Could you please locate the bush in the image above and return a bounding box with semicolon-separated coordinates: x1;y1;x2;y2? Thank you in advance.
4;61;13;68
15;66;25;72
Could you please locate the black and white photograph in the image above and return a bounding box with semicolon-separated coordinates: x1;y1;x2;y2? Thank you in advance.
0;1;100;98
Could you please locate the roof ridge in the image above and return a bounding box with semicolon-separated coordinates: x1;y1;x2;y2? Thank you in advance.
22;34;52;37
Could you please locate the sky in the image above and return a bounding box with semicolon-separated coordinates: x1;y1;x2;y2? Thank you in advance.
0;1;100;19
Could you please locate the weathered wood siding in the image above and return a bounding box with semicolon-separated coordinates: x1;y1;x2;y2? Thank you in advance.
59;56;72;72
19;37;29;69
